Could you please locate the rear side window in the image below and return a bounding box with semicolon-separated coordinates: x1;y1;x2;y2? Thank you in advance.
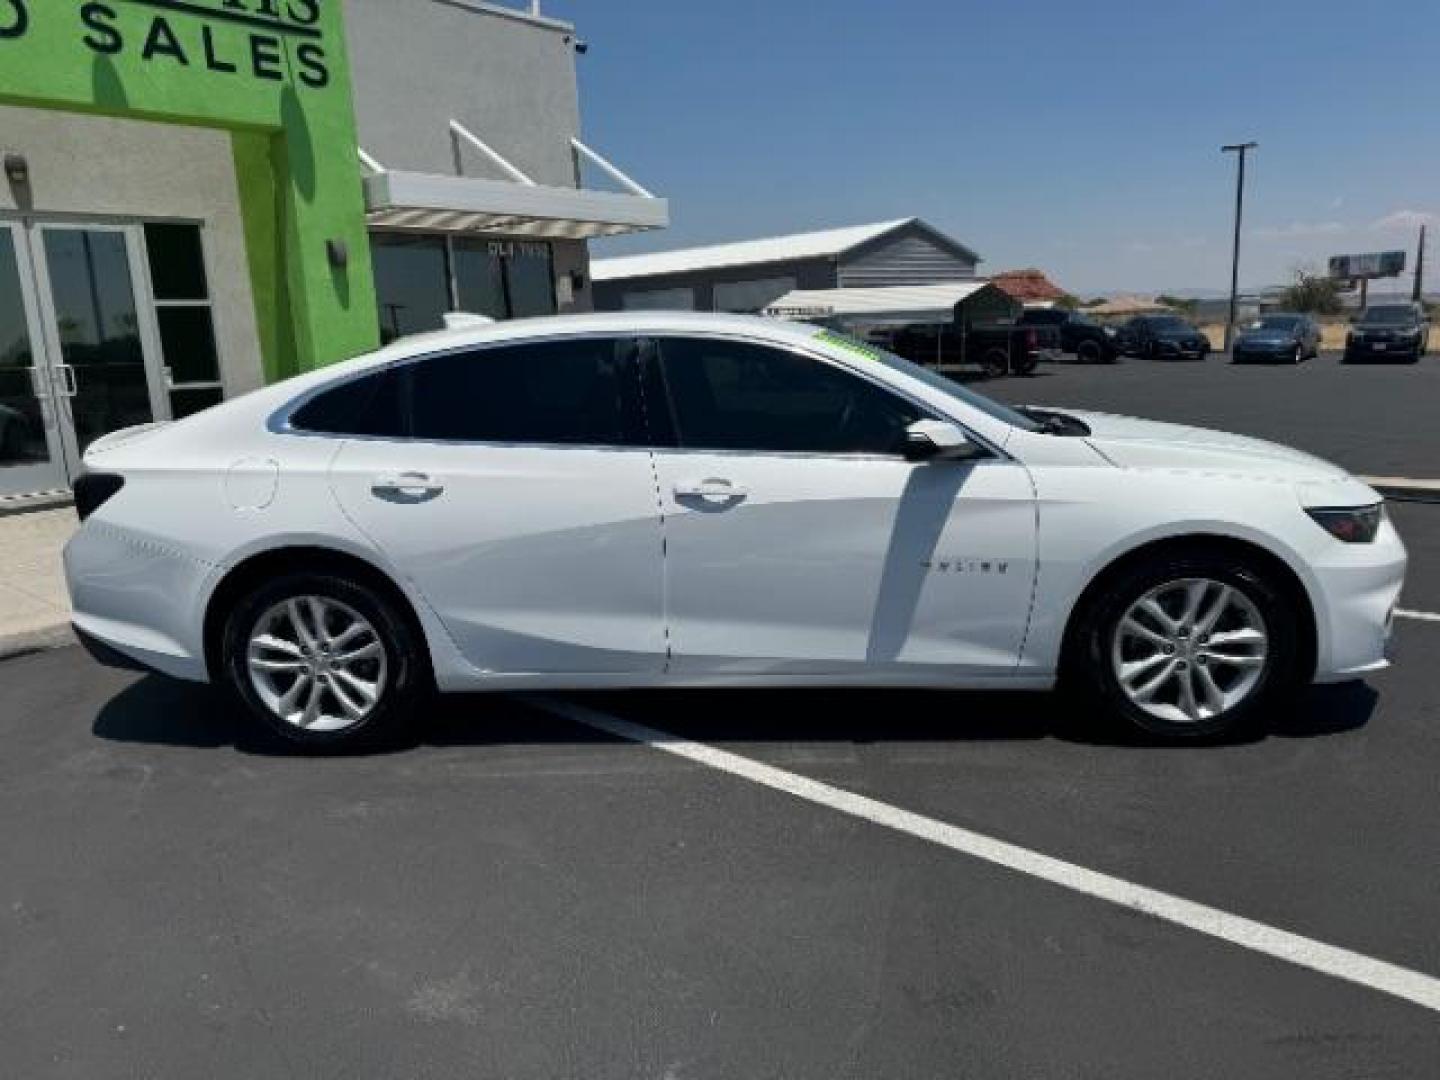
654;337;922;455
289;368;405;437
406;338;640;445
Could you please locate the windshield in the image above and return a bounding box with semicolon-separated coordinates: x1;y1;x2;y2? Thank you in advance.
1253;316;1302;330
1361;305;1416;325
810;329;1042;432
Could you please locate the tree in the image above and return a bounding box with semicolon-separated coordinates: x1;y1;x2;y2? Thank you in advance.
1155;294;1198;314
1278;267;1344;315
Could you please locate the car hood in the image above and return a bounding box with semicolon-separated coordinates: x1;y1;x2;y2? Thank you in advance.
1152;328;1205;340
1055;409;1349;482
1237;331;1298;345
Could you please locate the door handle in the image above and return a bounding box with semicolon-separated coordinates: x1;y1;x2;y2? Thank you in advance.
674;478;747;501
371;472;445;502
54;364;78;399
25;366;51;401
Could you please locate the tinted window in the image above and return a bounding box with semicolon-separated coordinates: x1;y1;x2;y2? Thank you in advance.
290;368;405;437
408;338;637;445
656;338;922;455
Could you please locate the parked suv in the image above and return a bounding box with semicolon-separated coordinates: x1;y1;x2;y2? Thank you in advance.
1343;303;1431;364
1115;315;1212;361
1018;308;1119;363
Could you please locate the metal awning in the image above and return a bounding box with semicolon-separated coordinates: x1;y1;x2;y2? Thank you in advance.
763;283;1013;326
361;128;669;239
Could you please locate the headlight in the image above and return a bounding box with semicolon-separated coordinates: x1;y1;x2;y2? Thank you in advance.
1103;327;1117;338
1306;504;1383;543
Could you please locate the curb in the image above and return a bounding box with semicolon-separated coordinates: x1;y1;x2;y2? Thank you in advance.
1361;478;1440;504
0;624;76;664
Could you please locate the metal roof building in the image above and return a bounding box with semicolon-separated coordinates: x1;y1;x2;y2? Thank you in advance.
592;218;981;315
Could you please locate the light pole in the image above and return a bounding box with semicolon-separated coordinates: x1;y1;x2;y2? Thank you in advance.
1221;141;1258;353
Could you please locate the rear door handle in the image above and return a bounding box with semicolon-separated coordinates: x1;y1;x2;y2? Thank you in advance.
372;472;445;502
674;478;747;501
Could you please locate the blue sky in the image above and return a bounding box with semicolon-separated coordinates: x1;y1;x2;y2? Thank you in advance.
546;0;1437;296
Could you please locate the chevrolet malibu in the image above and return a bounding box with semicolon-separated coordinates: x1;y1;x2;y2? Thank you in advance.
65;313;1406;748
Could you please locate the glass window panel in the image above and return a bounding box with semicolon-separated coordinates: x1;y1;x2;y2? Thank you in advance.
372;234;451;344
0;231;50;468
453;239;508;320
504;243;555;318
170;387;224;419
407;338;637;445
290;369;406;438
41;229;152;455
657;338;920;455
144;223;208;301
156;306;220;384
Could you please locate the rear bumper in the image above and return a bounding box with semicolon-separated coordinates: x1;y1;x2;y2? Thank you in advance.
1344;344;1422;362
63;520;212;683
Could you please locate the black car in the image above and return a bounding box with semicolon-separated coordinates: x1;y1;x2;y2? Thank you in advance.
1343;303;1431;364
1116;315;1212;361
1017;308;1119;363
1231;313;1322;364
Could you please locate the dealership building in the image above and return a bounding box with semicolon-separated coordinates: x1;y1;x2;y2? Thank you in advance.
0;0;666;502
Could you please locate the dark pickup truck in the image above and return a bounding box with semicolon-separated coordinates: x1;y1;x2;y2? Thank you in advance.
880;319;1061;377
1017;308;1119;362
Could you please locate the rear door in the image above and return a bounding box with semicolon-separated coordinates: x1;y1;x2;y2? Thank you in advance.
323;336;667;676
641;334;1037;678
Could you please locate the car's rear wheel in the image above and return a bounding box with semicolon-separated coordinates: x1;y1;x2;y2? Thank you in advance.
1069;550;1303;740
981;347;1010;378
1076;340;1102;364
222;571;426;749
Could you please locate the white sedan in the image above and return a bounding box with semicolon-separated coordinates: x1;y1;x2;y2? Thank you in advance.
65;312;1405;748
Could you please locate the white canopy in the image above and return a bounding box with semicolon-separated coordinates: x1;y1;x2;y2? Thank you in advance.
762;283;1003;325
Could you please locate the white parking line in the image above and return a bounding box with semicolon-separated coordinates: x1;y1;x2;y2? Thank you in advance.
1397;608;1440;624
535;696;1440;1016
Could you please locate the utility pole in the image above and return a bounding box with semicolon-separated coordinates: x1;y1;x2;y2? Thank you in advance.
1414;224;1427;303
1221;142;1258;353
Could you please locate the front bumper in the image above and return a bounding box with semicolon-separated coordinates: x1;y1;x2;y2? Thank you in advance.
1309;514;1408;682
1344;340;1422;361
1233;342;1297;362
1155;341;1209;359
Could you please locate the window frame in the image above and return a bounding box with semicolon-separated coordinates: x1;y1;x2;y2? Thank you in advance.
276;332;649;451
638;331;987;462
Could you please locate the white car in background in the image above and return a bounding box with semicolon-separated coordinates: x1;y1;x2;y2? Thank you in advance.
64;313;1405;749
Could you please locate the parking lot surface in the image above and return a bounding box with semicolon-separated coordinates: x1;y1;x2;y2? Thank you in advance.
3;509;1440;1078
984;351;1440;481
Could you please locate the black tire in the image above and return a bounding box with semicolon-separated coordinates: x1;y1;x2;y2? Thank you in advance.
1076;340;1103;364
1066;549;1304;741
980;347;1009;379
221;570;428;750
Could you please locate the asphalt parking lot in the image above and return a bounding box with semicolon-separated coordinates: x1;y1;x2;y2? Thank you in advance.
984;350;1440;481
4;356;1440;1078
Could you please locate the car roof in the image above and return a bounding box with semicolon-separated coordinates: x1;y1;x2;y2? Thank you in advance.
375;310;824;363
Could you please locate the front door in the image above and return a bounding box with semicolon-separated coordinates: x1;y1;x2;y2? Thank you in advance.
0;219;168;499
644;334;1038;678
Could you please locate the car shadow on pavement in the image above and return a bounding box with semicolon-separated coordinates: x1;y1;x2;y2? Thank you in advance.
92;674;1378;756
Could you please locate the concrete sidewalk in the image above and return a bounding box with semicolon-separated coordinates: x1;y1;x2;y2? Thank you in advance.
0;509;76;659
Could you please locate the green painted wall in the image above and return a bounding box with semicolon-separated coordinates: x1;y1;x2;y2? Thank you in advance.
0;0;378;379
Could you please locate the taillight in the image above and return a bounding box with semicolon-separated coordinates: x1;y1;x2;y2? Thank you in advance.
1026;329;1039;349
73;472;125;522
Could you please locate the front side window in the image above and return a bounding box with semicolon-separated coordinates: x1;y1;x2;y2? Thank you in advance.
407;338;638;445
654;337;922;455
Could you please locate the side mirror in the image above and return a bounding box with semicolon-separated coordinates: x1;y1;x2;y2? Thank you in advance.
904;420;976;462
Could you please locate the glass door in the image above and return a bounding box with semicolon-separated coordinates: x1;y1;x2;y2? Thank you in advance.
0;222;68;498
29;223;168;472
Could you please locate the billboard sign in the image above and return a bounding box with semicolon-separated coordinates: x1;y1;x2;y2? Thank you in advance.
1328;251;1406;281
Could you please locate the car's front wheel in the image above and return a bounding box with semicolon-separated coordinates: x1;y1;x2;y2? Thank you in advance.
1070;550;1303;740
221;571;426;749
1076;340;1103;364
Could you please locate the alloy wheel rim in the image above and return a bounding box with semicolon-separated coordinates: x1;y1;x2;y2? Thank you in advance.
247;596;388;733
1110;577;1269;726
